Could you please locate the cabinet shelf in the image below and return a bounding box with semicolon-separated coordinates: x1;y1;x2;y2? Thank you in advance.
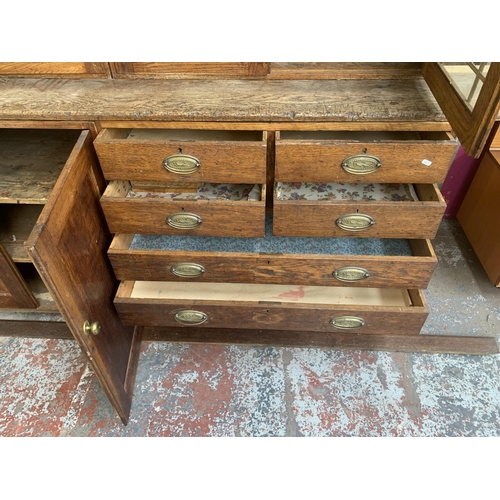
0;129;81;204
16;263;58;312
0;204;43;262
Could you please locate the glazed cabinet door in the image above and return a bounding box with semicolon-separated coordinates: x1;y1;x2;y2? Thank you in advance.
0;243;38;308
423;62;500;158
25;130;141;424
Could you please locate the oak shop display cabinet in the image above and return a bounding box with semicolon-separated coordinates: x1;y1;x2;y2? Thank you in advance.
1;62;500;425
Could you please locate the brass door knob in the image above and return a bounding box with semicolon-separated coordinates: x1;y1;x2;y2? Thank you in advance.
83;321;101;336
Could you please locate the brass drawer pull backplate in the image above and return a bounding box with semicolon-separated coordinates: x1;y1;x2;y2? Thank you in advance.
333;266;370;282
330;316;365;330
174;310;208;326
167;212;202;229
163;154;201;175
336;213;375;231
171;263;205;278
342;154;382;175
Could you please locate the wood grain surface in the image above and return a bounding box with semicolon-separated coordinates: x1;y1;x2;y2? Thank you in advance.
110;62;270;78
0;320;71;338
0;204;43;262
101;181;266;237
458;151;500;286
0;78;447;123
0;244;38;308
108;235;437;289
0;63;111;78
275;131;457;184
273;184;446;239
94;128;267;183
0;129;82;204
141;326;500;355
25;131;139;424
423;62;500;158
114;289;428;335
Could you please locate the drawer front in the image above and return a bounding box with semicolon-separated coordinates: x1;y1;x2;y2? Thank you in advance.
101;180;266;237
114;282;428;335
276;131;457;184
109;237;437;289
273;184;446;239
101;198;265;237
94;129;267;184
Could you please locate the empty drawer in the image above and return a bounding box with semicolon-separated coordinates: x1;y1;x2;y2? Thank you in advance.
114;281;429;336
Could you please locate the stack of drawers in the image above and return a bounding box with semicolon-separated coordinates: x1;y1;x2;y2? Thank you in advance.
93;126;457;340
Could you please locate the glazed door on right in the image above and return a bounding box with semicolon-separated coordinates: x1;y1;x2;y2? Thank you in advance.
423;62;500;158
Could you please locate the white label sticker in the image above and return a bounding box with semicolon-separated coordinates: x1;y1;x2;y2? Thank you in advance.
422;159;432;166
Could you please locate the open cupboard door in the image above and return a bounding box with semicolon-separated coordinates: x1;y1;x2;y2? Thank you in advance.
423;62;500;158
25;130;142;424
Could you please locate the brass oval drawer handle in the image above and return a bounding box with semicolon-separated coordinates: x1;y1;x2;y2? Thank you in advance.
171;262;205;278
336;213;375;232
342;154;382;175
333;266;370;282
174;310;208;326
167;212;202;229
163;154;201;175
330;316;365;330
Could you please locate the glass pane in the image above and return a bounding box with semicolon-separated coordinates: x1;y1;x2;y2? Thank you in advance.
439;62;491;109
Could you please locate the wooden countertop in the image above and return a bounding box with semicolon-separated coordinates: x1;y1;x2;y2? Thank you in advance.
0;77;447;123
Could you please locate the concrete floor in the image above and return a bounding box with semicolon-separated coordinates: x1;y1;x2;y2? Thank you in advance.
1;219;499;436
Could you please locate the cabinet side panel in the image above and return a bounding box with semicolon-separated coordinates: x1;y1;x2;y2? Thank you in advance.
458;151;500;286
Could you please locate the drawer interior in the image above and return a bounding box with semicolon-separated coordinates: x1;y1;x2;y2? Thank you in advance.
98;128;266;142
103;180;264;202
109;220;436;289
278;130;453;142
118;280;415;307
276;182;418;202
275;183;444;204
118;215;425;256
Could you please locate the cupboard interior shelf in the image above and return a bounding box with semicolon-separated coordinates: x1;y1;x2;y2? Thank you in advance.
0;129;81;204
0;204;43;262
12;263;58;312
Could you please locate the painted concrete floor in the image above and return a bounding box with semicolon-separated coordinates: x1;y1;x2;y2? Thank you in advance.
1;219;499;437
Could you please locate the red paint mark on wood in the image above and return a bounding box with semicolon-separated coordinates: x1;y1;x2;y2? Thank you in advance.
274;285;305;301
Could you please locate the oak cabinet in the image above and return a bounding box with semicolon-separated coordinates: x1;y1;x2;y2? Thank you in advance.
1;62;500;424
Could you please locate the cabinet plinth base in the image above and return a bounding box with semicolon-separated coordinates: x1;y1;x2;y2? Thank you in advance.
140;327;499;355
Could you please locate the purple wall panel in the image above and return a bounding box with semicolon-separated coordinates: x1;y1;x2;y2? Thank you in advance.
441;146;481;219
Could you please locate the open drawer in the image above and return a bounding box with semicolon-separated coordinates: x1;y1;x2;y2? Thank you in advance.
273;182;446;239
108;216;437;289
275;130;457;184
101;180;266;236
114;281;429;336
94;129;268;184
